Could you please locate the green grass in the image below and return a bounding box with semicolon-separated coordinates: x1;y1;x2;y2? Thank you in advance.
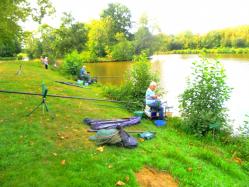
0;60;249;186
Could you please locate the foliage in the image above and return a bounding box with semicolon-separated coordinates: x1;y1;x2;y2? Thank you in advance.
23;31;42;59
134;26;154;56
179;57;232;136
86;18;112;57
133;15;158;56
238;114;249;137
105;52;158;110
23;14;88;59
55;13;88;56
160;48;249;54
36;24;57;60
17;53;28;60
101;3;132;40
62;51;83;76
0;0;54;57
109;33;135;61
80;51;98;63
157;25;249;52
0;34;21;57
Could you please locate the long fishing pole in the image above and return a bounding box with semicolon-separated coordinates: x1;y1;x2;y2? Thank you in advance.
87;129;156;133
95;76;121;78
0;89;138;104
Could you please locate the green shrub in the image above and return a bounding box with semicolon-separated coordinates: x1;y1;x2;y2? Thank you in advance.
0;56;16;60
17;53;28;60
179;57;232;136
62;51;83;76
110;41;135;61
105;52;158;111
80;51;97;63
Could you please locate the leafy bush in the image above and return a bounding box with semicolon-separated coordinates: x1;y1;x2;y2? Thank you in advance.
0;57;16;60
105;52;158;111
238;115;249;137
179;57;232;136
80;51;97;63
17;53;28;60
110;40;135;61
62;51;83;76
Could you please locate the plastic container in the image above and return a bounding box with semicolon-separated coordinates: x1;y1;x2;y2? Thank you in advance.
77;80;84;86
134;111;144;117
154;120;166;127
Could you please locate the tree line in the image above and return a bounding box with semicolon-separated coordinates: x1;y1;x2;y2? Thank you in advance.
22;3;159;62
1;1;249;59
157;25;249;51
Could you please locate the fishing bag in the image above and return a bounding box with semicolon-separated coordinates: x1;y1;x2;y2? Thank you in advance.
95;129;122;146
94;127;138;148
83;117;141;130
117;126;138;149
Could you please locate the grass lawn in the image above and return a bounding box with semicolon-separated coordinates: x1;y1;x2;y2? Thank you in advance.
0;60;248;186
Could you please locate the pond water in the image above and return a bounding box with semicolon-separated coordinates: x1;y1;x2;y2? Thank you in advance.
86;54;249;130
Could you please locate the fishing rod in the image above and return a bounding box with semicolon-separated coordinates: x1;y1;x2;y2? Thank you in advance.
0;89;138;104
87;129;156;133
95;76;122;78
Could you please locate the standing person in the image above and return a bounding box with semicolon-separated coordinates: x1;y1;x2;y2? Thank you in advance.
145;81;164;119
44;57;49;69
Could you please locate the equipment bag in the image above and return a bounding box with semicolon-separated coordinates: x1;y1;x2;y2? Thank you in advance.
118;126;138;149
95;129;122;146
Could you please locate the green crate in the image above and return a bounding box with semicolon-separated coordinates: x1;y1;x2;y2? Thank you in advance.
134;111;144;117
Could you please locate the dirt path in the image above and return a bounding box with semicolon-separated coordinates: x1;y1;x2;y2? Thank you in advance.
136;167;178;187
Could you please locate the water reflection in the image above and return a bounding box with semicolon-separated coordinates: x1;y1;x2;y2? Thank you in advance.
86;62;131;85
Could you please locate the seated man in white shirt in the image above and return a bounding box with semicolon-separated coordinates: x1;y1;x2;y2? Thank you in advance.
145;81;164;119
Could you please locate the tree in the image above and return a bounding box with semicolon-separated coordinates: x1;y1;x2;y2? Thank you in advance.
133;15;155;55
179;57;231;136
23;31;42;58
36;24;58;62
56;13;88;56
0;0;54;56
109;33;135;61
86;18;112;57
101;3;132;41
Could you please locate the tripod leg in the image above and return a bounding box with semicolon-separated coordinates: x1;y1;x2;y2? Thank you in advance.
44;102;49;112
26;101;43;116
16;64;23;75
44;102;55;119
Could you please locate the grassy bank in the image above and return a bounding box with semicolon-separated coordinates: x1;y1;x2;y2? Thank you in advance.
0;60;248;186
157;48;249;55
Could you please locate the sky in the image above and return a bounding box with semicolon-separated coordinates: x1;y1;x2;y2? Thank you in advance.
23;0;249;34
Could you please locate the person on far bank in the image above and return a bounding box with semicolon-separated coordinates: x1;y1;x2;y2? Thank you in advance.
44;57;49;69
145;81;164;119
79;65;90;82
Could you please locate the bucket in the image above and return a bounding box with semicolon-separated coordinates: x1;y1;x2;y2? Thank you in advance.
77;80;84;86
154;120;166;127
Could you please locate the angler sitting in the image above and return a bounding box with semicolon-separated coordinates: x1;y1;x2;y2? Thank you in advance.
145;81;164;120
79;65;90;83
